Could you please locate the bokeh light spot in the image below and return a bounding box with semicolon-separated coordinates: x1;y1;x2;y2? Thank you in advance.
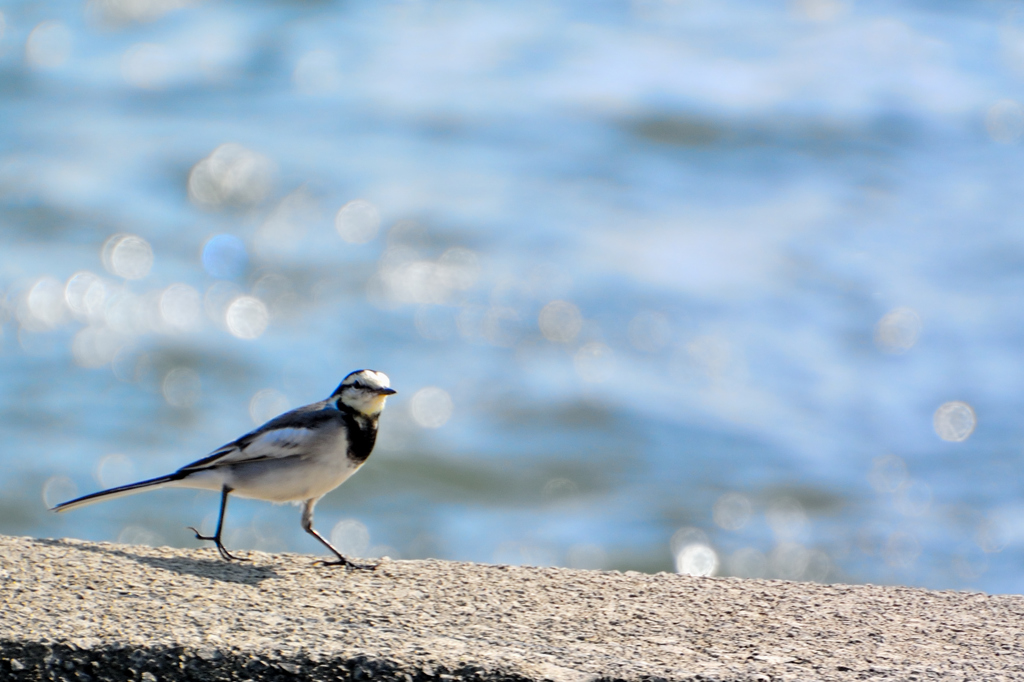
670;526;709;555
770;543;831;581
933;401;976;442
868;454;907;493
727;547;768;578
411;386;453;428
42;476;77;509
330;519;370;557
976;514;1013;554
952;547;989;580
102;290;148;335
249;388;289;425
713;492;753;531
574;342;614;383
482;306;521;347
204;281;242;324
117;525;161;546
254;188;315;260
72;326;125;368
628;310;671;353
542;477;579;498
335;199;381;244
202;234;248;279
802;549;832;582
874;307;921;353
252;273;297;318
684;335;736;381
225;296;269;339
894;480;932;517
26;21;72;70
95;453;136;488
766;497;808;540
538;300;582;343
883;531;921;568
102;234;154;280
438;248;480;290
188;144;274;209
26;277;68;329
162;367;201;408
675;543;718;576
112;347;150;382
159;283;201;331
770;542;812;580
375;245;480;307
65;272;107;319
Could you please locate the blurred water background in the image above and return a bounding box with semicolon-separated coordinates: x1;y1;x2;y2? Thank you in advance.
2;0;1024;592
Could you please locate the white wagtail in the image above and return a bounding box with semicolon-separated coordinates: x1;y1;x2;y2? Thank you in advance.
53;369;396;568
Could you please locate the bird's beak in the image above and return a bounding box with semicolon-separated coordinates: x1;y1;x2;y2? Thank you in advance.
376;387;397;395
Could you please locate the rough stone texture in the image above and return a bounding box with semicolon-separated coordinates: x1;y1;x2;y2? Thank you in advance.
1;535;1023;682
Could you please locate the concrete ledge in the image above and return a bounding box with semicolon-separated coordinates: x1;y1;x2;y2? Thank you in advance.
2;535;1023;682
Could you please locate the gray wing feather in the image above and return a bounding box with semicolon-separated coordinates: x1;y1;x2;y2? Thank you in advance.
178;403;341;472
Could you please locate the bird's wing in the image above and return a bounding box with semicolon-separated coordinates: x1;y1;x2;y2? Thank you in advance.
178;406;340;472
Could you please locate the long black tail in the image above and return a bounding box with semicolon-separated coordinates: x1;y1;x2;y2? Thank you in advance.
52;472;185;513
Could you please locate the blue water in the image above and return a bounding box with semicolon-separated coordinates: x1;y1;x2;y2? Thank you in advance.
3;0;1024;593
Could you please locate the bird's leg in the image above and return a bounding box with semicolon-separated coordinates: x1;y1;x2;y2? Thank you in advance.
302;499;376;570
188;486;248;562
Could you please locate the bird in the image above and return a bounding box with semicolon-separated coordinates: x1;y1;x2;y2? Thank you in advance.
52;369;396;568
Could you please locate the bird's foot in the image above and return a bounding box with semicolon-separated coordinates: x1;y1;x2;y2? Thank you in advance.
187;526;249;562
314;556;377;570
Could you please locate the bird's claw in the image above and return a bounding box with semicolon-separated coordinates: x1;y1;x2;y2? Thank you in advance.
186;525;208;540
314;557;377;570
187;526;249;562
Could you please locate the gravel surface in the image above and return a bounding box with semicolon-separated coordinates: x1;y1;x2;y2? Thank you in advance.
1;535;1023;681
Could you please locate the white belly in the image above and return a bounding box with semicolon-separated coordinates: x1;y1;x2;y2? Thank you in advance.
176;456;363;503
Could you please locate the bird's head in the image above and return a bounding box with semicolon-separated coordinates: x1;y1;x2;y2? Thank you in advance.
332;369;396;417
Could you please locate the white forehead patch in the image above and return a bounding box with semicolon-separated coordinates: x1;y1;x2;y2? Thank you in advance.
344;370;391;389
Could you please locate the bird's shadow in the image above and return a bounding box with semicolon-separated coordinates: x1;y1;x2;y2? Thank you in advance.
36;537;279;585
